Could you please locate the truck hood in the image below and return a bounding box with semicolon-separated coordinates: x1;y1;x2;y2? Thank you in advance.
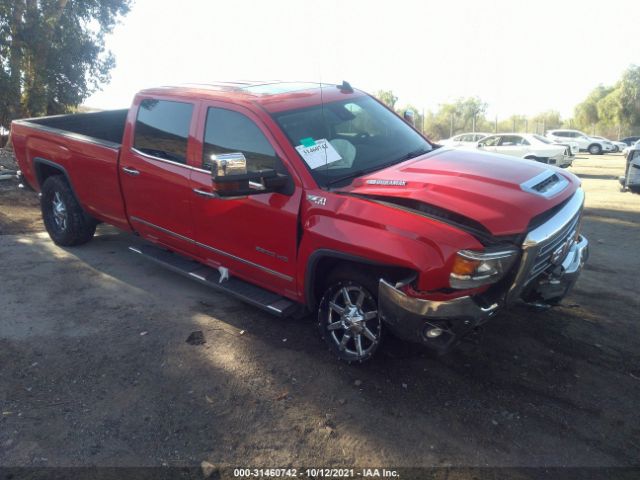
342;147;580;237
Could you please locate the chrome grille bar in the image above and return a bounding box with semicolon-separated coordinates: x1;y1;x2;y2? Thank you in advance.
506;188;585;304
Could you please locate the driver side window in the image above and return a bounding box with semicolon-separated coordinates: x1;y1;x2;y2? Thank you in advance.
202;108;279;172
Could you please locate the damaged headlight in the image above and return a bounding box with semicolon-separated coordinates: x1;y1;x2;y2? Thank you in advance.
449;249;519;289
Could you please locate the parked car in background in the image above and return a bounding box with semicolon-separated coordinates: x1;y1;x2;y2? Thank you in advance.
621;136;640;146
546;129;614;154
439;132;490;148
591;136;625;153
622;139;640;157
477;133;573;167
545;137;579;155
619;142;640;193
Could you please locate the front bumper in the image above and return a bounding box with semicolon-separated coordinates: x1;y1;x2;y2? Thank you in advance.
379;280;500;354
378;190;589;354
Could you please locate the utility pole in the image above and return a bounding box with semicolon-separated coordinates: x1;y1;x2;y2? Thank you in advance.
472;113;476;133
494;115;498;133
450;114;453;138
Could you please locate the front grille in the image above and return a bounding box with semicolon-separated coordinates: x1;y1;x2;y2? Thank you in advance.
527;210;581;281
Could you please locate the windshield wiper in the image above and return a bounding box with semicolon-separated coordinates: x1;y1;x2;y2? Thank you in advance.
325;147;431;188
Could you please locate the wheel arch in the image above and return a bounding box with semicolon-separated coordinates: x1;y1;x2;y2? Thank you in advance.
305;249;415;310
33;158;74;193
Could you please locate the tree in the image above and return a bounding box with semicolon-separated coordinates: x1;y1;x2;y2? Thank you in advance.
0;0;131;126
573;85;612;131
618;65;640;128
531;110;562;133
374;89;398;110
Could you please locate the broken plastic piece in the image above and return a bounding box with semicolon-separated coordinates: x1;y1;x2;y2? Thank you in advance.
218;266;229;283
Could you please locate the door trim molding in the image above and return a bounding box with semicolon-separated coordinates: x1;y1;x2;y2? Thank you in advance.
129;215;293;282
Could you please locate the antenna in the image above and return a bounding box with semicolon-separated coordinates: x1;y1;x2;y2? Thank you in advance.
337;80;353;93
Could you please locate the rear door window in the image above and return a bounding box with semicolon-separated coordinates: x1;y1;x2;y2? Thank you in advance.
133;99;194;164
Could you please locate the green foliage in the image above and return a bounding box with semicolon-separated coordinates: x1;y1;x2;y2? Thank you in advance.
374;90;398;110
572;66;640;137
0;0;132;126
422;97;488;140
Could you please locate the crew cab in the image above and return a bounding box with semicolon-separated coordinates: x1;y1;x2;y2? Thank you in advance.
11;81;590;362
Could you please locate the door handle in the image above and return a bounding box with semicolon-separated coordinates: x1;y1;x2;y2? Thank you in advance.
122;167;140;176
193;188;218;198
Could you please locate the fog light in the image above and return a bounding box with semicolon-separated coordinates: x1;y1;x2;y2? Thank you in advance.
426;327;444;338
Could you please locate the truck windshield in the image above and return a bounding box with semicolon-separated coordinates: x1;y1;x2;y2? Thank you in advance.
271;96;433;188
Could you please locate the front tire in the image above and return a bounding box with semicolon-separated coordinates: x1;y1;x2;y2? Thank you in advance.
588;144;602;155
41;175;97;246
317;267;383;363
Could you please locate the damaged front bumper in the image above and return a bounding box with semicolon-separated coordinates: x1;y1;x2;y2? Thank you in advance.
378;279;500;354
378;189;589;354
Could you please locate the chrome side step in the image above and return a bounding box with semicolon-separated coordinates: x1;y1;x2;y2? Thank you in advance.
128;244;299;317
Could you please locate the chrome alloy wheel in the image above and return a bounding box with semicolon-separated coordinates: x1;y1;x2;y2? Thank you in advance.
52;192;68;231
326;284;381;360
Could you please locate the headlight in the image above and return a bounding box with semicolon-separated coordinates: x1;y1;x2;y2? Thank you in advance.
449;249;519;289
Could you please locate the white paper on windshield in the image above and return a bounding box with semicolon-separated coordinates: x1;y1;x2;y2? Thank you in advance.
295;139;342;170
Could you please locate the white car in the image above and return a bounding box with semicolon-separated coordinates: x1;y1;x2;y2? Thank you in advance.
622;139;640;157
477;133;573;168
439;132;490;148
546;129;614;155
592;136;626;153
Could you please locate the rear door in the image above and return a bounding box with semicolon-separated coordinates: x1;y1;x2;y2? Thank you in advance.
120;97;199;256
189;102;302;298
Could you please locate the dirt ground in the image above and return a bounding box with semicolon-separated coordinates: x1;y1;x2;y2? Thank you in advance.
1;149;639;477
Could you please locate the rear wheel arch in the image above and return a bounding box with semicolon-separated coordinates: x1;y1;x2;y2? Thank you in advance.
33;158;73;192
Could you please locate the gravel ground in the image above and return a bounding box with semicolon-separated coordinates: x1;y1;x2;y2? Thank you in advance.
0;151;639;478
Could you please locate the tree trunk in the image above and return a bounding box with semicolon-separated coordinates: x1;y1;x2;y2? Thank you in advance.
8;1;26;120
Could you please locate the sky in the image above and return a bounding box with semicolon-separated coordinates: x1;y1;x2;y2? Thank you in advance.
86;0;640;119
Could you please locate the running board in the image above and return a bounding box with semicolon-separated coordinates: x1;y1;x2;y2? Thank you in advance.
128;244;299;317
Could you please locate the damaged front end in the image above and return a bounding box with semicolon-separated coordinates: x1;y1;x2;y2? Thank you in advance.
378;188;589;354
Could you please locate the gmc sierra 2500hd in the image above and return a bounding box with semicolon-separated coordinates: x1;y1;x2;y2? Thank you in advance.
11;81;589;362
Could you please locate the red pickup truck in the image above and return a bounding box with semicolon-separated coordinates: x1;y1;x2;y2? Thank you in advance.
11;81;589;362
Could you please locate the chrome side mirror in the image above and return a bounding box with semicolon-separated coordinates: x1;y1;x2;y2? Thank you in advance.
211;152;247;177
209;152;289;198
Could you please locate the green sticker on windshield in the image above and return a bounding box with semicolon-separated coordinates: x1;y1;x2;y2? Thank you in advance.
300;137;316;147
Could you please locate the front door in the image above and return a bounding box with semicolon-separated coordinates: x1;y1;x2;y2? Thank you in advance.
120;97;199;256
189;103;302;298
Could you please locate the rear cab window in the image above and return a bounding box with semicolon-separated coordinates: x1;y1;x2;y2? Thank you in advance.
133;99;194;164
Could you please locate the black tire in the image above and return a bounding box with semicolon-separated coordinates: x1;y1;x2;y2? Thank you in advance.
41;175;97;246
317;266;383;363
588;144;602;155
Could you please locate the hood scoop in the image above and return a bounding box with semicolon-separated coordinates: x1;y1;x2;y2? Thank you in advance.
520;171;568;198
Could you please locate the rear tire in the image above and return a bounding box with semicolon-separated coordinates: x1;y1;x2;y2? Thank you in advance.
588;144;602;155
317;266;383;363
41;175;97;246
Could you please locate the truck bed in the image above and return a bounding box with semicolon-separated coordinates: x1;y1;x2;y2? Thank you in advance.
11;109;132;230
26;109;128;147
